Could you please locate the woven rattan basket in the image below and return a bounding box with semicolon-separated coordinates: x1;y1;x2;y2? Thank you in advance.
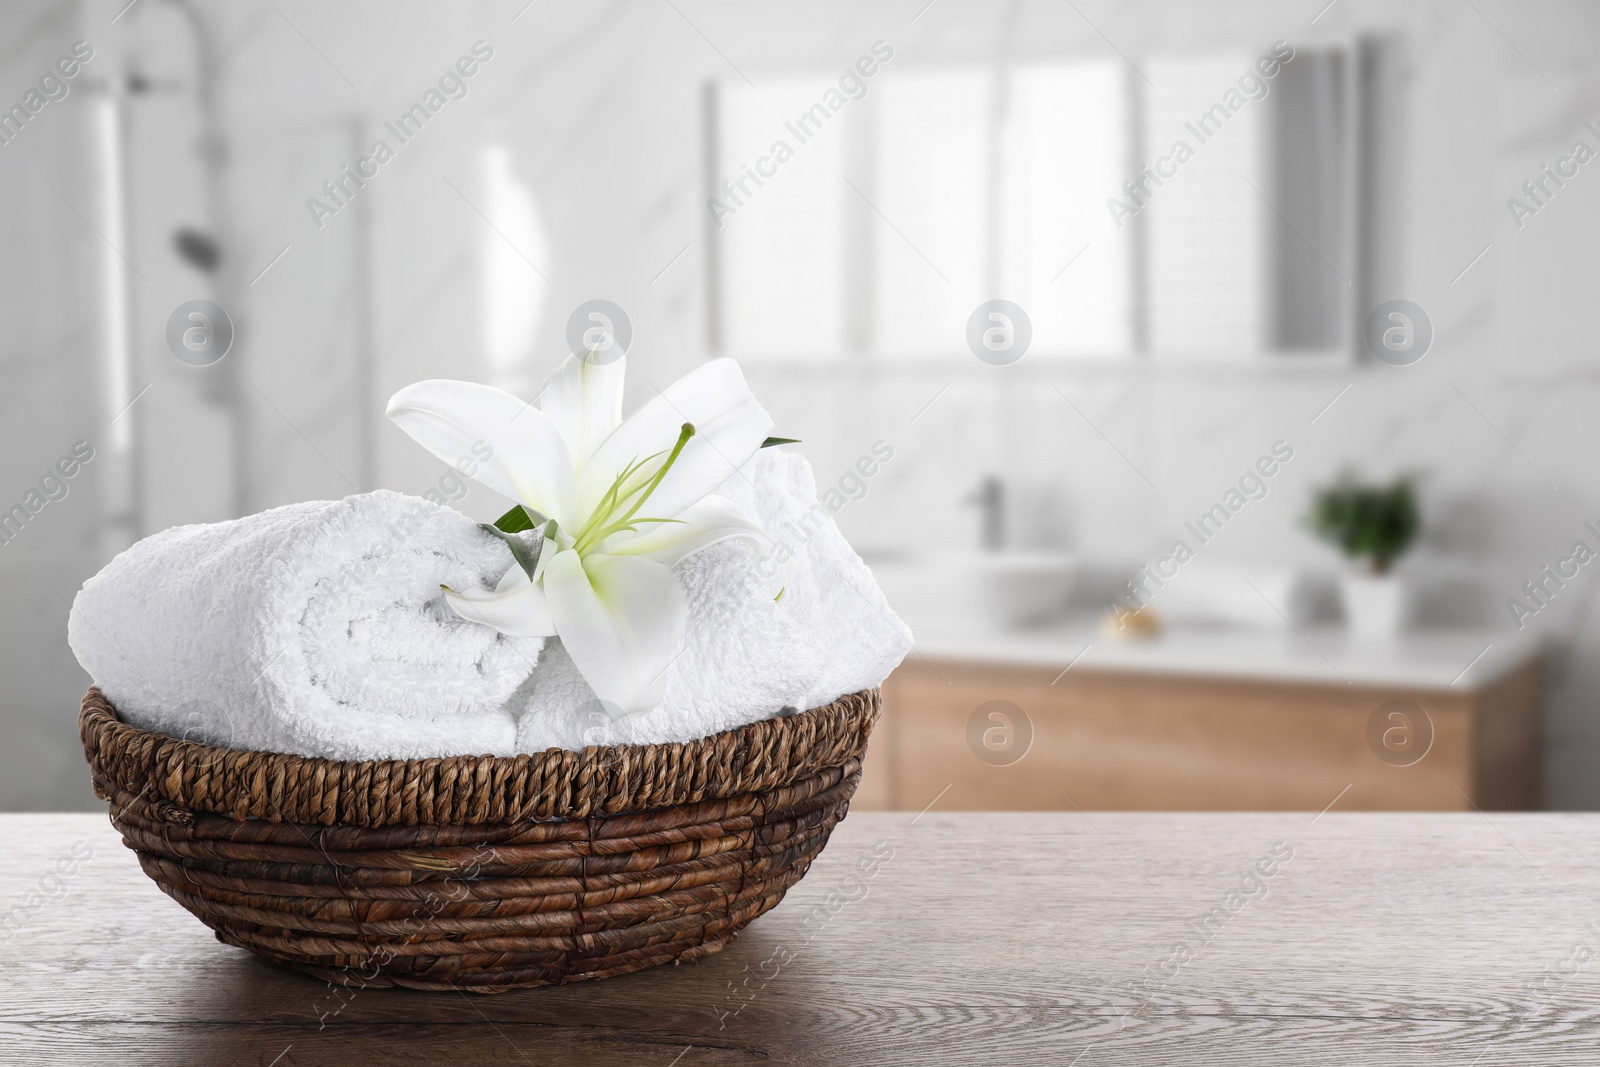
78;686;878;992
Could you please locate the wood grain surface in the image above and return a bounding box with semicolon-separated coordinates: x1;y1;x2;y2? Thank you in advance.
871;658;1543;812
3;810;1598;1065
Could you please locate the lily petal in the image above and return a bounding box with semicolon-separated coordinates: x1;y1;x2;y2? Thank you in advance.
540;352;626;469
541;549;686;714
579;359;773;520
442;565;558;637
387;379;576;524
601;495;770;567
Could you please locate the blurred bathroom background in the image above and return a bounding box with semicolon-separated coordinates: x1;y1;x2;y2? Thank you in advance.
3;0;1598;811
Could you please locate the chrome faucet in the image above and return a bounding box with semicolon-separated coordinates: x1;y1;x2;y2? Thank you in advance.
964;475;1004;552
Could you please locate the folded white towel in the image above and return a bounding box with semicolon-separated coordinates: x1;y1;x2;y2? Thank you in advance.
514;450;912;751
69;455;909;760
69;490;543;760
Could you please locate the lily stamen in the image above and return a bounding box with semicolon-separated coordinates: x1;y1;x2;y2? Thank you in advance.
576;423;697;554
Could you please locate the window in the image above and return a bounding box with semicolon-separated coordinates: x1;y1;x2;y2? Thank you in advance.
1143;57;1266;356
716;80;846;357
708;49;1352;362
871;70;990;356
999;63;1131;355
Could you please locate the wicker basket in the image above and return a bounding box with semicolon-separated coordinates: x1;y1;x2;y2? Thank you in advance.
78;686;878;992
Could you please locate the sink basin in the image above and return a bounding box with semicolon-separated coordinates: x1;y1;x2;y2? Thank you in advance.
869;552;1081;629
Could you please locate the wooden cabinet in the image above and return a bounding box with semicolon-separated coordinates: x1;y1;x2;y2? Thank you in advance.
857;656;1543;811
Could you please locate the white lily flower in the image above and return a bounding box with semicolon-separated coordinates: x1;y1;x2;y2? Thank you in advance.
386;354;775;714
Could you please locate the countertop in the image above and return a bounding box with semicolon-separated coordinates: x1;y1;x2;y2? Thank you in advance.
3;810;1596;1064
909;619;1540;690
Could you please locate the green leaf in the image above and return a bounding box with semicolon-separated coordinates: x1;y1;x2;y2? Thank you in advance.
492;504;547;533
479;521;549;581
1303;473;1420;574
761;437;800;448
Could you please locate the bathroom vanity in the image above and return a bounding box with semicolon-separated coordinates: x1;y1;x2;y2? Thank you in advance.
858;625;1543;811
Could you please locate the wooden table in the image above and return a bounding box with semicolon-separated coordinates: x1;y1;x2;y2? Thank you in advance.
3;810;1598;1064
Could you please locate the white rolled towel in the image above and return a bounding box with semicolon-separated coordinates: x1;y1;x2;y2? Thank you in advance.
69;490;543;760
515;450;912;751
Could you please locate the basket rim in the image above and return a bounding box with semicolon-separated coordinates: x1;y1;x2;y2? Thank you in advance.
80;686;879;829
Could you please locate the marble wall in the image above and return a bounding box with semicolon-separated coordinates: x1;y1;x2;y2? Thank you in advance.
4;0;1600;807
0;1;117;811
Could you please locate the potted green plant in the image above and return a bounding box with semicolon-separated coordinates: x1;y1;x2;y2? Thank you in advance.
1304;474;1421;637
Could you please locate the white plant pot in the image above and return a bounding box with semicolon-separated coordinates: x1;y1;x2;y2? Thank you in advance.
1341;572;1409;638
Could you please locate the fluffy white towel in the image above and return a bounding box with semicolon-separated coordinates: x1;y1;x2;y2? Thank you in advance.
514;450;912;752
69;454;910;760
69;490;543;760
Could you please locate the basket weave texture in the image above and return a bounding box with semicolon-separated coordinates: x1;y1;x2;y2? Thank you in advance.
79;686;879;992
